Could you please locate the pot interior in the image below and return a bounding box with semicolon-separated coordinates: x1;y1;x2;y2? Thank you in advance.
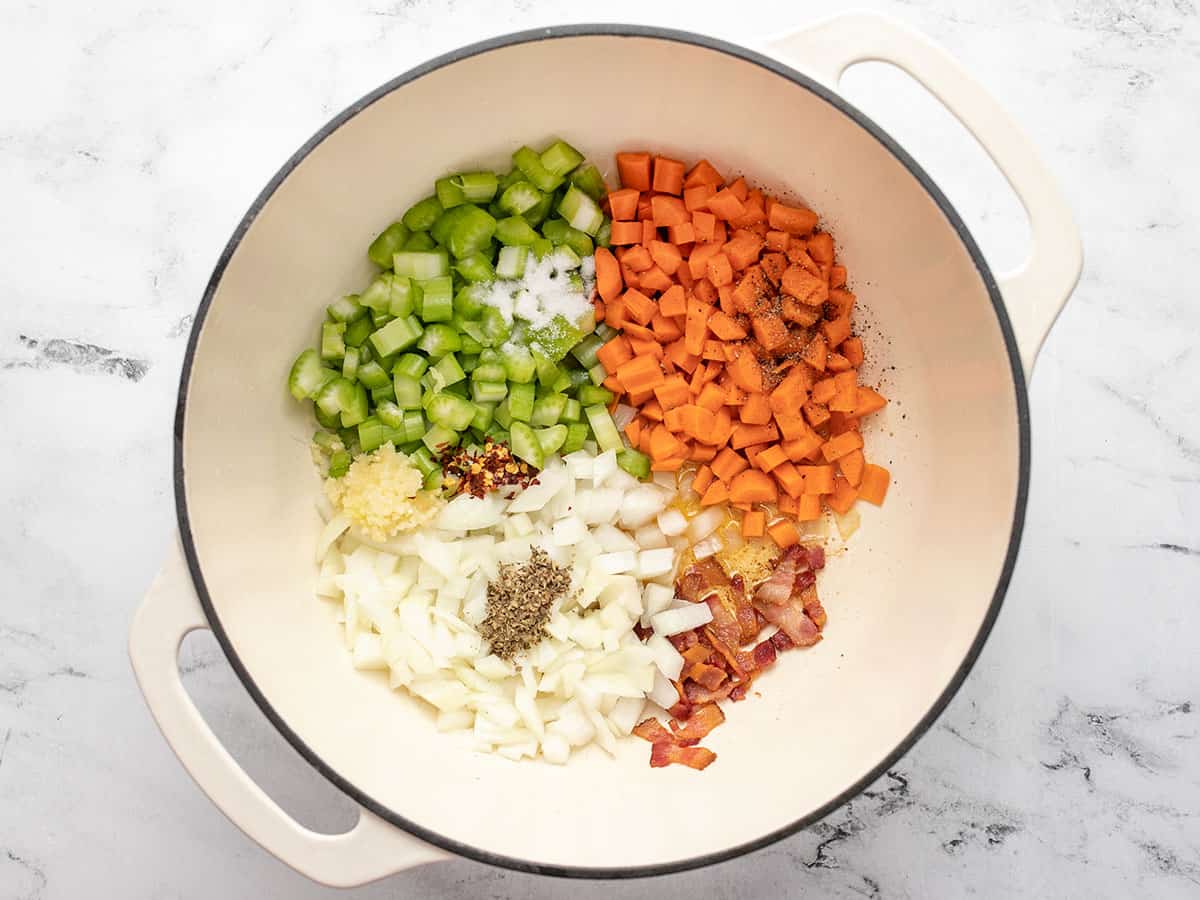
180;31;1022;871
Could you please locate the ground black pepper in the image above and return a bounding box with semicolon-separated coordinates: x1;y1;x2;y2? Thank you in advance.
479;548;573;660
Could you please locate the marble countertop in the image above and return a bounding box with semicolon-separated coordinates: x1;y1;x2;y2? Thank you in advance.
2;0;1197;897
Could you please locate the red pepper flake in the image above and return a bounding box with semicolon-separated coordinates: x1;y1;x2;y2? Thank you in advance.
439;440;539;498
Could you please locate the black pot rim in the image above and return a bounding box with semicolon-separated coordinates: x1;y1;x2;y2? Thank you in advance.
173;23;1029;880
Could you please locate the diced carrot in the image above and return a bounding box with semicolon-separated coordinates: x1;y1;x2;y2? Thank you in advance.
659;284;687;317
653;374;690;410
628;337;664;361
621;288;656;326
829;286;858;316
640;266;673;293
700;480;729;506
765;230;789;251
725;232;764;270
621;319;655;341
826;352;853;373
731;265;770;313
593;298;606;324
648;424;686;460
768;203;818;235
778;493;799;516
711;447;749;482
691;277;715;305
782;429;824;462
711;406;734;448
811;377;837;405
770;367;810;412
651;195;689;227
596;335;633;373
664;339;699;373
742;509;766;538
623;245;653;272
785;237;815;268
691;211;716;242
602;375;624;395
690;443;717;462
636;195;653;221
825;477;858;514
623;413;644;444
664;407;684;432
609;221;642;245
807;231;834;265
822;316;852;348
695;381;725;412
798;465;835;495
774;412;810;441
829;369;859;413
651;313;683;342
683;184;716;212
684;296;711;356
593;247;624;303
731;423;779;449
767;519;800;549
853;386;888;417
739;392;772;425
751;314;789;352
692;464;714;496
684;158;724;188
616;355;666;394
801;334;828;372
687;359;707;395
687;242;724;280
728;347;763;392
707;252;734;287
652;156;686;195
759;251;788;287
821;430;864;462
803;401;830;428
773;460;804;497
620;264;640;290
829;264;847;288
617;152;652;191
707;188;744;221
702;340;725;361
796;494;822;521
677;404;717;443
828;411;859;435
729;469;778;504
859;464;890;505
668;221;696;245
707;310;747;341
842;336;864;367
716;285;736;316
640;399;664;422
724;381;746;406
781;263;829;306
755;444;787;473
712;219;727;243
608;188;639;221
838;448;865;487
726;177;749;201
641;220;658;246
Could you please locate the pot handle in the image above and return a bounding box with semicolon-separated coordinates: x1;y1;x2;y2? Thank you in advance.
765;13;1082;375
129;533;448;886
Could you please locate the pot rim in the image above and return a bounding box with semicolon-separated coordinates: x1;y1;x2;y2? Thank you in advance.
172;22;1030;879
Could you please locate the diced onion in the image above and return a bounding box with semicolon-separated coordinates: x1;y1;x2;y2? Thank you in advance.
651;603;714;637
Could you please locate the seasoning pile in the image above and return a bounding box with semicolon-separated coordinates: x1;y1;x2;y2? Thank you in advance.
480;548;573;660
441;440;539;499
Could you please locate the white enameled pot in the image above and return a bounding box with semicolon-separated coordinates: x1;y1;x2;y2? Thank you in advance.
129;16;1081;884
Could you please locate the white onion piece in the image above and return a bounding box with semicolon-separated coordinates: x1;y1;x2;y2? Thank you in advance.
551;515;588;546
611;404;638;433
687;507;725;542
646;633;685;680
656;508;688;536
592;449;619;486
637;548;677;579
692;533;724;560
649;669;680;709
541;731;570;765
619;485;667;529
316;514;351;563
435;493;504;531
633;524;668;549
651;603;714;637
608;696;646;736
593;551;637;575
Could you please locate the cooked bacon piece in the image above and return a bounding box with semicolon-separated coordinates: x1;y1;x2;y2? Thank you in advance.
675;557;730;603
668;630;700;653
682;643;712;666
730;682;751;701
650;743;717;770
799;583;827;629
754;545;805;605
686;661;728;691
670;703;725;744
668;698;693;720
771;629;795;652
730;574;760;644
752;638;778;669
633;718;674;743
683;678;738;705
704;595;743;653
757;596;821;646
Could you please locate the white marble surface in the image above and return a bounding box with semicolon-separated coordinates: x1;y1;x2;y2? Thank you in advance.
2;0;1198;897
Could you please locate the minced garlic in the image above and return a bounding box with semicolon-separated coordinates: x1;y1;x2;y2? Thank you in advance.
323;443;442;542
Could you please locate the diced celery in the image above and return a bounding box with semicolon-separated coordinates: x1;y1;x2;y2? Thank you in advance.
430;353;466;391
493;396;513;429
527;315;583;363
498;181;542;216
356;360;390;390
560;397;582;423
577;384;613;406
388;276;419;318
588;363;607;386
409;446;440;477
470;401;495;432
479;306;511;346
453;172;499;203
376;401;404;429
417;323;462;358
471;360;507;383
401;196;443;232
501;345;536;383
566;366;591;390
341;347;359;381
531;392;567;427
570;333;605;368
496;245;528;279
344;315;373;348
370;383;395;405
427;392;476;430
418;276;453;322
311;427;337;450
453;283;487;320
320;321;346;361
523;191;555;227
552;245;582;270
370;308;393;328
530;237;553;260
595;219;612;248
508;382;536;422
508;421;544;468
455;252;495;283
617;448;651;480
393;353;428;378
535;424;568;456
561;422;590;455
460;335;482;356
541;218;594;257
393;250;450;280
584;404;623;452
328;450;351;478
288;349;338;400
369;315;424;358
558;185;604;236
340;382;370;428
568;163;607;201
422;423;460;454
447;206;497;260
595;322;618;341
486;424;510;445
401;409;426;443
315;403;341;430
495;216;540;246
513;145;563;193
435;176;467;209
328;294;366;323
358;416;398;453
540;139;584;176
430;204;473;246
368;222;411;268
533;352;561;387
393;373;423;410
403;231;436;251
471;381;508;404
551;371;573;394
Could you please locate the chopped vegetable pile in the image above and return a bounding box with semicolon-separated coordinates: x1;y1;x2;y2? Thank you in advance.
291;139;894;770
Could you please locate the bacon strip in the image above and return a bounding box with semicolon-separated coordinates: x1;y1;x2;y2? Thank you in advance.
757;598;821;647
633;718;674;743
650;743;717;770
730;574;760;644
669;703;725;744
754;545;804;605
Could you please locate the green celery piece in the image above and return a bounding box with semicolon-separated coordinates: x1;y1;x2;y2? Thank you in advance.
507;382;536;422
341;346;359;381
471;381;507;405
460;335;483;356
340;382;370;428
426;392;476;430
478;306;511;347
356;360;391;390
498;181;542;216
387;276;419;318
584;403;622;452
551;371;573;394
369;315;423;358
431;204;474;246
328;450;351;478
508;421;544;468
393;353;428;378
570;333;605;368
409;446;439;477
561;422;589;454
495;245;529;279
568;163;607;201
451;171;499;203
495;216;540;246
447;206;497;260
471;360;506;383
587;363;607;386
617;448;651;480
530;392;567;427
526;314;583;364
328;293;366;323
535;424;568;456
314;402;341;430
470;401;495;432
368;222;411;268
370;382;395;405
376;401;404;429
402;196;443;232
577;384;613;406
393;250;450;280
344;315;373;348
595;219;612;248
522;191;555;227
403;231;437;251
401;409;426;443
559;397;582;423
435;176;467;209
393;373;423;410
501;344;536;383
418;276;454;322
530;237;553;260
288;349;337;401
431;353;466;388
422;423;460;454
492;396;513;429
539;140;584;177
558;184;604;236
320;321;346;361
512;146;563;193
417;323;462;358
455;252;495;283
